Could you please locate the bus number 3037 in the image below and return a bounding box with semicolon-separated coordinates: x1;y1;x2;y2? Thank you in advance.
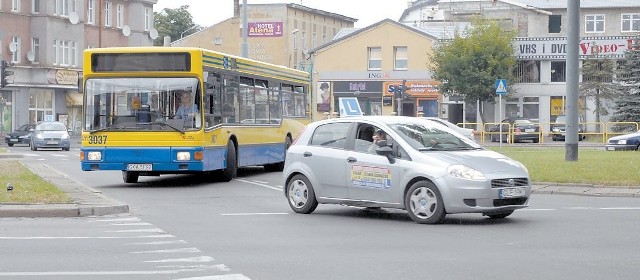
84;135;108;144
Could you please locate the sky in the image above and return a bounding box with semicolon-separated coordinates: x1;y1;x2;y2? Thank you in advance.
154;0;410;28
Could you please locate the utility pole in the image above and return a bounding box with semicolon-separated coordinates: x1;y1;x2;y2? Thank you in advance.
565;0;580;161
241;0;248;58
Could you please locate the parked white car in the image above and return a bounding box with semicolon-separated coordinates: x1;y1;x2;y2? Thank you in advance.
283;116;531;224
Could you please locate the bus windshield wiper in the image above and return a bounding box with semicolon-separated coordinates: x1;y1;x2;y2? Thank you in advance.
149;122;185;134
89;127;120;134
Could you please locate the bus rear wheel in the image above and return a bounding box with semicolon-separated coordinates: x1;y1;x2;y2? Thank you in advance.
221;141;237;182
122;171;139;183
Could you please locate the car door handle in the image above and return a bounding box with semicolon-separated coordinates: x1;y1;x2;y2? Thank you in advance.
303;152;312;157
347;157;357;163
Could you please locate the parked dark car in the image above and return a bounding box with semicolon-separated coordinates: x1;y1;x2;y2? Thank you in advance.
550;114;586;141
30;121;71;151
605;130;640;151
4;123;35;146
489;117;540;143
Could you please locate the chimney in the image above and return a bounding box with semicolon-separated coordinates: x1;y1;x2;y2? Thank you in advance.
234;0;240;17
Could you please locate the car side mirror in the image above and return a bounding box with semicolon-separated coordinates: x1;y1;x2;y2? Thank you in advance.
374;141;396;164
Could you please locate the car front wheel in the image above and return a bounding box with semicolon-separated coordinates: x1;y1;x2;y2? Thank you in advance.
286;174;318;214
405;181;445;224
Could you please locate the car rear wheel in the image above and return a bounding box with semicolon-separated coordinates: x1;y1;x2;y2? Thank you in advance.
405;181;445;224
122;171;139;183
286;174;318;214
7;143;13;147
485;210;514;219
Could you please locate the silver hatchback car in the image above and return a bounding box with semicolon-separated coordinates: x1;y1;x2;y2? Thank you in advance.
283;116;531;224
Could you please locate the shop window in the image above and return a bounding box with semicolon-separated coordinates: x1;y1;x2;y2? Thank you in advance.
551;61;566;82
514;61;540;83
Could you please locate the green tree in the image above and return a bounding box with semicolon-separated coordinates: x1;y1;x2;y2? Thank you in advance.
430;19;517;123
579;55;618;131
610;34;640;132
153;5;201;46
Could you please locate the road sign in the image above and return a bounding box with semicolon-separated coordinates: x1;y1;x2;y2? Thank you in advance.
338;97;363;117
495;79;507;95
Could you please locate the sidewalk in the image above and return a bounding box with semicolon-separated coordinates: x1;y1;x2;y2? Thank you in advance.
0;153;129;218
0;153;638;218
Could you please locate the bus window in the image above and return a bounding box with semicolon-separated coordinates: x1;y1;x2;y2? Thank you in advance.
269;83;281;122
204;72;222;127
239;77;255;124
222;75;238;123
255;79;269;123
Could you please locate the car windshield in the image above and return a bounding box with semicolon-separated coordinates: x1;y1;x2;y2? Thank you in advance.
555;115;566;123
389;122;481;151
36;123;66;131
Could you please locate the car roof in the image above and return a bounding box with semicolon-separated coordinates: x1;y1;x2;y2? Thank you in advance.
311;116;428;127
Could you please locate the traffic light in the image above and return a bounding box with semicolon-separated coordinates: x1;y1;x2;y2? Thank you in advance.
1;60;14;88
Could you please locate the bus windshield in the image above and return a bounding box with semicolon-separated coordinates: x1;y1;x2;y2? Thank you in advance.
84;77;201;132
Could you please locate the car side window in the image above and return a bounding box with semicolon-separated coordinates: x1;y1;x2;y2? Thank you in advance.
309;122;351;149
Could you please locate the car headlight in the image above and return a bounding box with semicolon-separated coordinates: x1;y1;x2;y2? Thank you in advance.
19;135;30;139
87;151;102;161
618;140;627;145
36;133;44;139
177;151;191;161
447;165;486;180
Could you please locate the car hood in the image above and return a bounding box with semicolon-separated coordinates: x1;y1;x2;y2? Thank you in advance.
609;131;640;140
7;131;31;137
416;149;526;174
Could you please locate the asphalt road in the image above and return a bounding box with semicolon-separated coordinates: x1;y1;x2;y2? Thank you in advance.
1;146;640;280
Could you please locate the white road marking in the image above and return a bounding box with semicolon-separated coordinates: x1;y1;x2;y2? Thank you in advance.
127;240;188;245
520;208;556;211
92;217;141;222
235;178;282;191
0;235;174;240
174;274;251;280
131;247;201;254
221;213;288;216
104;222;153;226
105;228;167;233
0;270;242;277
600;207;640;210
144;256;215;263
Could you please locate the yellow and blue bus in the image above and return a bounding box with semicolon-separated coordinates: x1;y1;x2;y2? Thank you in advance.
80;47;311;183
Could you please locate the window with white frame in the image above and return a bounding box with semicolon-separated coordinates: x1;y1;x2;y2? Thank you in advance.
394;46;408;70
55;0;69;16
585;14;605;33
11;37;21;63
368;47;382;70
105;1;112;27
12;0;20;12
32;38;40;63
87;0;95;24
144;8;151;31
116;4;124;28
622;13;640;32
53;39;77;67
32;0;40;13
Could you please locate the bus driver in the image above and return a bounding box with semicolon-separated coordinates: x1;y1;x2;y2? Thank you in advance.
175;91;198;120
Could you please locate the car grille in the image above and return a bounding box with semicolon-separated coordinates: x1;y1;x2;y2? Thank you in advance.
491;178;529;188
44;137;62;141
493;197;528;206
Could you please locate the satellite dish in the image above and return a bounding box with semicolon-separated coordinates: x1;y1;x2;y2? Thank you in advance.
149;28;159;40
122;25;131;37
27;51;35;62
69;12;79;24
9;42;17;53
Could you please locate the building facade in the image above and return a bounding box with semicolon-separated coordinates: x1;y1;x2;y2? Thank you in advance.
0;0;157;135
170;3;356;69
400;0;640;130
308;19;441;121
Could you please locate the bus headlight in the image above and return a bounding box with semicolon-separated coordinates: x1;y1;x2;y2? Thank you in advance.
177;152;191;161
87;151;102;161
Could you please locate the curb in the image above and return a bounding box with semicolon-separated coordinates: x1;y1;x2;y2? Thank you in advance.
0;160;129;218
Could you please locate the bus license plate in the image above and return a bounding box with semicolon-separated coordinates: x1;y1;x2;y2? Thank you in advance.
127;164;152;171
499;187;525;198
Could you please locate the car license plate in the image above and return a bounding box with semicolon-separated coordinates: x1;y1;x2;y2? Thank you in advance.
127;164;152;171
9;139;18;142
47;141;58;145
606;146;615;151
524;129;534;132
499;187;526;198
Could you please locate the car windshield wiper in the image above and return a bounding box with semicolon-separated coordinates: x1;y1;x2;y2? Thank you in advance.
149;122;185;134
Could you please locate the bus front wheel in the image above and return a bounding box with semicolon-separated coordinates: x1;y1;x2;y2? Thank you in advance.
221;141;237;182
122;171;139;183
